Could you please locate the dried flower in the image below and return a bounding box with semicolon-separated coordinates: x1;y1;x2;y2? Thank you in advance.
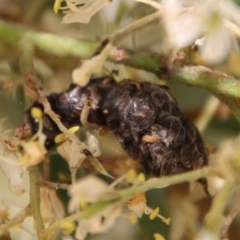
57;132;102;171
68;176;121;240
72;40;112;86
57;140;86;169
126;192;147;218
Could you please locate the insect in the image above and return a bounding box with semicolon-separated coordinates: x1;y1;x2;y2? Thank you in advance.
21;76;210;196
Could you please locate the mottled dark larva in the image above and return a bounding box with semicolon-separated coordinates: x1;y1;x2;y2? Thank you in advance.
22;76;210;196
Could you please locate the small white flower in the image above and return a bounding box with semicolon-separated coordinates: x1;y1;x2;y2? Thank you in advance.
68;176;121;240
161;0;240;64
57;140;86;169
162;0;204;48
68;175;117;212
126;192;147;217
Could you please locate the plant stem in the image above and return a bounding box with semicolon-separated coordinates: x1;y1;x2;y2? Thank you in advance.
28;165;44;239
1;20;240;123
41;167;214;238
172;65;240;99
195;96;220;132
221;190;240;239
0;20;98;58
119;167;214;201
205;177;236;236
1;20;240;97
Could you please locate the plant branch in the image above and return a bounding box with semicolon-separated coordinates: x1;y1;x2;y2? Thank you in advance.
221;190;240;239
195;95;220;132
110;11;162;40
0;20;98;58
172;65;240;99
216;95;240;123
1;20;240;122
1;20;240;95
41;167;214;238
0;205;31;235
118;167;214;201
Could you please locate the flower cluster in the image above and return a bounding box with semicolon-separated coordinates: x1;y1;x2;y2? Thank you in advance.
67;169;170;240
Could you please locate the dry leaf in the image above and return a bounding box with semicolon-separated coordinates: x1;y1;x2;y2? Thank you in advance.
57;140;86;169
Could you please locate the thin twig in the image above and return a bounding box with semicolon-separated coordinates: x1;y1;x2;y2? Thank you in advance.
43;181;70;190
18;38;45;239
195;95;221;132
221;191;240;239
0;205;31;235
205;177;236;236
134;0;162;10
28;165;44;239
111;11;162;41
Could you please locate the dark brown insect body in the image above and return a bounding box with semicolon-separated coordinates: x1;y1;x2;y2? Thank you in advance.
101;80;208;177
23;76;210;195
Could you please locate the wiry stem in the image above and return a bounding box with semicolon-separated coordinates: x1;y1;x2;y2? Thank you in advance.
195;95;220;132
221;190;240;239
111;11;162;40
0;205;31;235
205;177;236;236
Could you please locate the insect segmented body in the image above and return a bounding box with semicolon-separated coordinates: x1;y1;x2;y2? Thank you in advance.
22;76;210;195
101;80;208;177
